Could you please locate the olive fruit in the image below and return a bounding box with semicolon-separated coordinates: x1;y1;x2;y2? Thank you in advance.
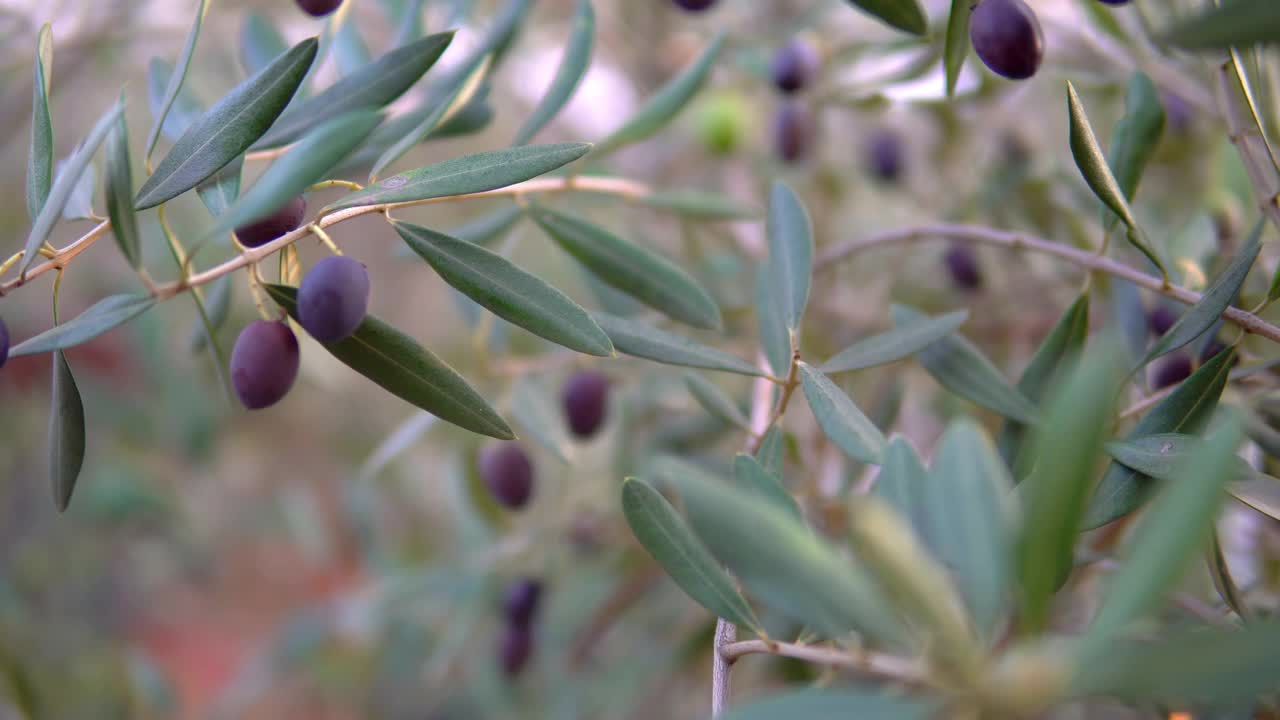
771;38;819;95
234;196;307;248
944;245;983;291
561;370;610;439
502;578;543;627
1152;353;1192;389
969;0;1044;81
672;0;716;11
298;256;370;343
773;100;814;164
1148;305;1178;336
1096;0;1130;4
0;316;8;370
499;623;534;677
479;442;535;509
1162;91;1193;134
866;129;904;183
230;320;300;410
696;93;749;156
297;0;344;17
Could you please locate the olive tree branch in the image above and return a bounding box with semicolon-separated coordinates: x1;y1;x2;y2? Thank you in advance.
1218;60;1280;234
721;639;931;688
814;223;1280;344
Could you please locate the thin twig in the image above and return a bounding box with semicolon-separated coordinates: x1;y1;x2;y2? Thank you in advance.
720;639;930;687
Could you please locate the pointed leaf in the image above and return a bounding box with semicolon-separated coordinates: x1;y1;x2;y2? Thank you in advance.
592;313;765;377
685;373;750;432
330;5;373;76
755;264;791;378
11;294;155;357
56;158;95;221
621;478;762;633
510;376;573;463
1107;72;1166;202
144;0;210;160
638;191;759;221
50;350;85;512
252;32;453;150
196;158;242;218
756;426;784;474
733;453;800;519
135;38;318;209
27;23;53;223
873;436;930;532
265;284;513;439
798;362;886;464
821;309;969;374
239;12;290;77
529;205;722;330
843;0;928;35
146;57;205;143
324;143;591;212
721;688;937;720
766;182;813;333
1163;0;1280;50
943;0;972;97
512;0;593;146
394;221;612;356
104;97;141;268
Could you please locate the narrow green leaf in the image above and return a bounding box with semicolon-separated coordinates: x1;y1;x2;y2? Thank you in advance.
943;0;972;97
330;5;373;76
652;456;907;644
765;182;814;333
196;158;242;218
1107;72;1166;202
798;363;886;464
821;309;969;374
207;110;382;240
843;0;928;35
512;0;594;146
146;58;204;143
1140;220;1262;369
1017;348;1119;633
27;23;53;223
50;350;85;512
926;420;1016;634
638;190;759;221
239;12;290;78
265;284;514;439
593;312;766;377
394;205;522;252
11;294;155;357
189;274;233;352
391;0;427;47
755;264;791;378
892;304;1040;424
56;158;95;221
252;32;453;150
511;376;573;463
1163;0;1280;50
529;205;723;330
1084;346;1236;528
104;97;141;268
324;143;591;213
873;436;930;533
1089;416;1242;637
394;220;613;356
1067;81;1163;275
136;38;318;210
733;453;800;519
685;373;751;432
18;101;123;275
621;478;762;633
144;0;210;161
721;688;937;720
594;32;724;156
756;426;784;475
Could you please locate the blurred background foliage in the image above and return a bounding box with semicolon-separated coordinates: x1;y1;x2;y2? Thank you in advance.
0;0;1275;718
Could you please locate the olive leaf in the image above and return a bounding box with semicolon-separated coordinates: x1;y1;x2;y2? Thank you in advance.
765;182;814;333
512;0;594;146
639;191;759;221
593;313;766;377
239;12;290;78
943;0;973;97
27;23;53;223
1163;0;1280;50
843;0;928;36
684;373;751;432
10;294;156;357
1107;72;1166;202
821;309;969;374
50;350;85;512
104;95;141;268
797;363;886;465
144;0;210;161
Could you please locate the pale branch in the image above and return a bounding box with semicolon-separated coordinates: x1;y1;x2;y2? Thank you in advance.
815;223;1280;345
0;219;111;296
1218;60;1280;235
721;639;930;687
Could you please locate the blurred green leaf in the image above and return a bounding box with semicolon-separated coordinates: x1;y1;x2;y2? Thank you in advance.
593;313;765;377
685;373;750;432
136;38;318;210
1140;221;1261;370
330;5;373;76
239;12;290;78
512;0;594;146
621;478;762;633
104;97;140;268
1107;72;1166;202
766;182;814;333
798;362;886;464
1089;416;1242;638
529;205;722;330
18;100;122;275
207;110;382;240
756;426;784;474
926;420;1016;635
1067;81;1163;275
511;376;573;463
253;32;453;150
394;220;613;356
27;23;53;223
843;0;927;34
11;294;154;357
892;305;1039;424
391;0;427;47
874;436;929;532
144;0;209;160
55;157;95;221
733;453;800;519
196;158;242;218
821;309;969;375
266;284;514;439
1085;346;1236;528
146;58;204;143
943;0;972;97
325;143;590;212
189;274;233;352
639;191;759;221
756;264;792;378
595;32;724;156
50;349;85;513
720;688;937;720
1163;0;1280;50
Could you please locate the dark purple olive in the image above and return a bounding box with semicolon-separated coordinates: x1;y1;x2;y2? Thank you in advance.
944;245;983;291
230;320;300;410
866;129;904;183
1148;305;1179;336
561;370;610;438
502;578;543;627
771;38;819;94
298;256;370;343
297;0;344;17
672;0;716;10
1152;353;1193;390
499;623;534;677
0;316;8;370
479;442;534;509
1162;91;1193;135
235;196;307;248
1096;0;1130;4
773;100;814;164
970;0;1045;81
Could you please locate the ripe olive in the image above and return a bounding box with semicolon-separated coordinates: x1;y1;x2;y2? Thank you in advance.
866;129;903;183
773;100;814;164
1148;305;1178;336
771;38;819;95
297;0;344;17
234;196;307;248
298;256;370;343
943;245;983;291
499;623;534;677
479;442;535;509
502;578;543;627
230;320;301;410
672;0;716;11
561;370;610;439
1152;352;1192;390
970;0;1045;81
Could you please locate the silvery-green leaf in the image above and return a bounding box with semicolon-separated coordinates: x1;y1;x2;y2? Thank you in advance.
511;376;573;463
756;264;791;378
50;350;85;512
639;191;759;221
239;12;290;77
797;363;886;465
55;157;95;221
684;373;750;432
765;182;813;333
512;0;594;146
844;0;928;35
27;23;53;223
1107;72;1166;202
144;0;210;160
733;453;799;519
146;58;204;143
104;102;140;267
11;294;155;357
821;310;968;374
943;0;972;97
593;313;765;377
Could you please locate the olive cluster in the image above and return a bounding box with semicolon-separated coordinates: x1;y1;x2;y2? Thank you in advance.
228;198;371;410
497;578;542;677
969;0;1128;82
768;37;820;164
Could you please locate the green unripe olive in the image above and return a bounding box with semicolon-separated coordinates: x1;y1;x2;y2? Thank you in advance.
695;92;750;156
